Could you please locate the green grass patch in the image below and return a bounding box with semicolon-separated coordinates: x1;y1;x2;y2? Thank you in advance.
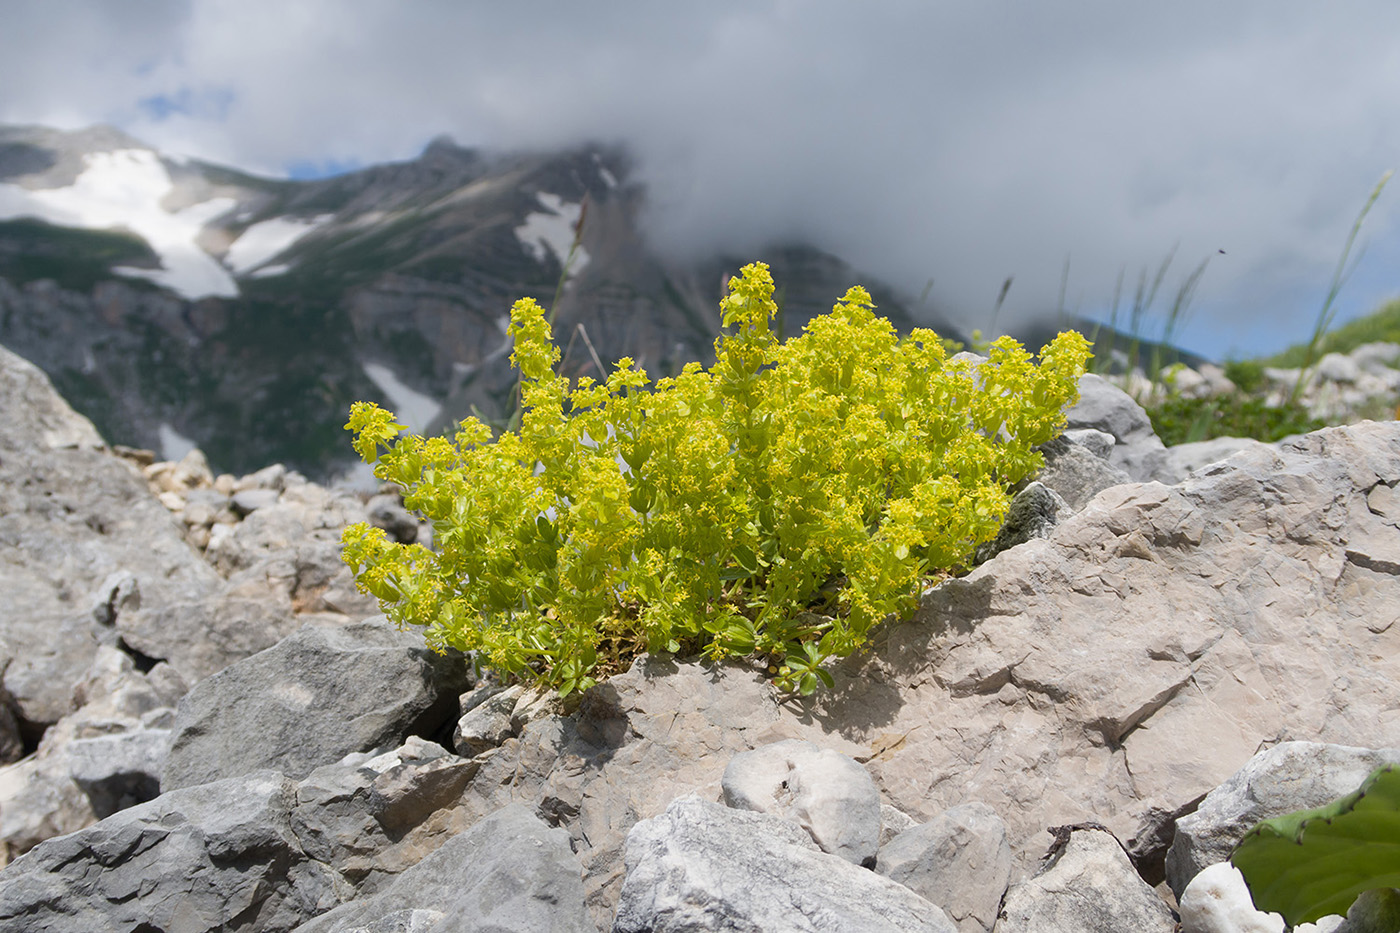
1262;297;1400;368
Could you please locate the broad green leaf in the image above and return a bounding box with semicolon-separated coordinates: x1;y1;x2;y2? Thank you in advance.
1232;764;1400;925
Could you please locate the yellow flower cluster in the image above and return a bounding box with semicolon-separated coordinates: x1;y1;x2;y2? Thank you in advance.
341;262;1090;696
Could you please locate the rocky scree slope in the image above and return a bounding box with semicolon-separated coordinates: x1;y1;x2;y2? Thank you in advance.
0;342;1398;931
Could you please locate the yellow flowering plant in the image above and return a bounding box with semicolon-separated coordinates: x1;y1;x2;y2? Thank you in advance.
342;262;1090;696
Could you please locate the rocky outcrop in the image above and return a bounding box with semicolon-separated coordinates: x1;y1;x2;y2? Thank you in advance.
3;341;1400;930
160;617;472;792
0;343;382;864
0;344;219;737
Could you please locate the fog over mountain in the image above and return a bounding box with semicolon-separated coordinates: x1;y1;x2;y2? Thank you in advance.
4;2;1400;357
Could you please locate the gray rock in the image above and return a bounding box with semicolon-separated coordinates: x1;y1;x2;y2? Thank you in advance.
0;645;182;863
117;592;304;684
1350;341;1400;375
880;802;919;846
996;827;1177;933
161;617;471;791
0;744;95;866
89;569;139;627
1153;436;1274;486
722;738;883;867
452;683;520;756
290;737;482;891
64;728;168;817
237;462;289;492
1065;373;1170;482
1166;741;1400;899
291;804;592;933
0;345;220;730
975;482;1069;564
877;802;1011;933
0;735;513;930
233;487;282;515
1061;427;1116;460
0;770;354;933
613;794;957;933
1316;352;1361;384
366;492;420;544
1036;433;1132;511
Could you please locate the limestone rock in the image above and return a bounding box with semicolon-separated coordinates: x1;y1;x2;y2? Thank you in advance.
0;771;354;933
722;738;882;867
975;481;1069;564
1064;373;1169;482
613;794;957;933
117;592;303;684
0;645;181;864
877;802;1011;933
996;827;1177;933
862;422;1400;881
1153;436;1275;485
452;683;520;756
1035;433;1132;511
161;617;471;792
291;737;483;891
290;804;591;933
1178;862;1285;933
1166;742;1400;899
0;344;220;732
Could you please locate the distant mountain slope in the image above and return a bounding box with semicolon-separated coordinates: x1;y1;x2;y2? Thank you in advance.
0;125;955;479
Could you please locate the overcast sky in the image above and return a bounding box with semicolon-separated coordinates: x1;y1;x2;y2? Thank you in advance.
4;1;1400;359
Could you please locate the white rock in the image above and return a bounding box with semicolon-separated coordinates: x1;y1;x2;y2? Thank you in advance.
722;738;882;867
1178;862;1285;933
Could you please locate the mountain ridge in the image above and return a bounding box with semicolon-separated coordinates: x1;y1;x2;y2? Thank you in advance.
0;123;1186;481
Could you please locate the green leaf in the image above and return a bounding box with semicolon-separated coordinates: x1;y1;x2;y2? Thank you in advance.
1231;764;1400;925
732;544;759;574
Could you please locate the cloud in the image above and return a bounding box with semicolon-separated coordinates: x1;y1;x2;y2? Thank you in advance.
3;1;1400;357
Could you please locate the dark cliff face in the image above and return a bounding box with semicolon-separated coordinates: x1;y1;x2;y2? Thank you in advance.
0;127;948;480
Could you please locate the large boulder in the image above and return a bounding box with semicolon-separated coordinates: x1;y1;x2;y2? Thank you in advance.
161;617;472;791
861;421;1400;875
612;794;957;933
876;802;1010;933
721;738;883;867
1166;741;1400;899
0;344;220;733
997;827;1177;932
290;804;591;933
0;771;352;933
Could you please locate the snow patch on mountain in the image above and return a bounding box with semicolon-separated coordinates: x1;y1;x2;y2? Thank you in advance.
514;192;589;276
0;149;239;300
225;214;333;275
362;362;442;434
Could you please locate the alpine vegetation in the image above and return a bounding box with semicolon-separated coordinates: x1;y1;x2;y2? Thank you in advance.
342;263;1091;696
